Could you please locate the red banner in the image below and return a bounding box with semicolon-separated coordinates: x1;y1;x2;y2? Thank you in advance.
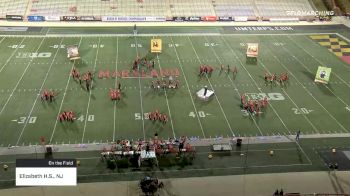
201;16;217;22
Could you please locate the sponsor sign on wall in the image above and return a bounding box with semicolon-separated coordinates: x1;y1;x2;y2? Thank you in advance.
6;15;23;20
201;16;217;21
62;16;78;21
187;16;201;21
101;16;165;22
172;17;186;22
218;16;232;21
79;16;96;21
44;16;60;21
27;16;45;21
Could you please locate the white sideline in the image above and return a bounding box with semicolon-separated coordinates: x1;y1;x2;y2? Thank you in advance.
0;32;339;38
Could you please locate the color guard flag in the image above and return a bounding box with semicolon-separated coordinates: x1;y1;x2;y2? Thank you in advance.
151;39;162;53
246;43;259;58
314;66;331;84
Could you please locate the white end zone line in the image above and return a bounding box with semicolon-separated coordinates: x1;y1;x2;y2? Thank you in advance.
49;37;83;144
170;36;206;138
113;37;119;142
81;37;101;143
203;36;262;136
0;37;46;116
15;37;65;145
187;36;235;137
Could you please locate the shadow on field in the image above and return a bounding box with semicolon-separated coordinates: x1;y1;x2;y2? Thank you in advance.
302;70;333;96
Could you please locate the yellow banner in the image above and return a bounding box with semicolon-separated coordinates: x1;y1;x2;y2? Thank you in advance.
151;39;162;53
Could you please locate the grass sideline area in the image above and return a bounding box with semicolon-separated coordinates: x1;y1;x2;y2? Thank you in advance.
1;137;350;189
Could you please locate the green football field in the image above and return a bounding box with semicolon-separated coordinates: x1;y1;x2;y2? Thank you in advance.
1;32;350;147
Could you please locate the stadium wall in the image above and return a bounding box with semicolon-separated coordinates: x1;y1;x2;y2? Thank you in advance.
0;20;343;28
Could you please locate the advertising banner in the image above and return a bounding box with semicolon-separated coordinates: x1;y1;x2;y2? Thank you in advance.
187;16;201;21
6;15;23;20
145;16;166;21
79;16;96;21
201;16;217;21
218;16;232;21
62;16;78;21
45;16;60;21
27;15;45;21
173;17;186;22
234;16;248;22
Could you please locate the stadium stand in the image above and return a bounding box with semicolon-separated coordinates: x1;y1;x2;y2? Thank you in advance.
255;0;314;18
169;0;215;17
2;0;320;20
0;0;28;18
310;0;329;12
336;0;350;14
212;0;257;18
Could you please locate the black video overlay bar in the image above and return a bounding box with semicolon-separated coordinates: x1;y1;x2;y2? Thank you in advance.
16;159;76;168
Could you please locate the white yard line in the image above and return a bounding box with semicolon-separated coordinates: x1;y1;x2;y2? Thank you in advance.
204;36;260;136
0;37;25;74
255;43;319;134
188;36;235;136
112;37;119;142
0;37;5;43
81;37;101;143
281;89;319;134
155;53;176;138
269;36;348;132
49;37;83;144
0;37;46;115
170;36;206;138
133;36;146;140
294;139;313;165
15;37;65;145
221;36;291;135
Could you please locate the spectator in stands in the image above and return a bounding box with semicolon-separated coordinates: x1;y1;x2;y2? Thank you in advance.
146;143;150;155
279;189;283;195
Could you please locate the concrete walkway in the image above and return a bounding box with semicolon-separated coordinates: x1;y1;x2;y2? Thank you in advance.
1;171;349;196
